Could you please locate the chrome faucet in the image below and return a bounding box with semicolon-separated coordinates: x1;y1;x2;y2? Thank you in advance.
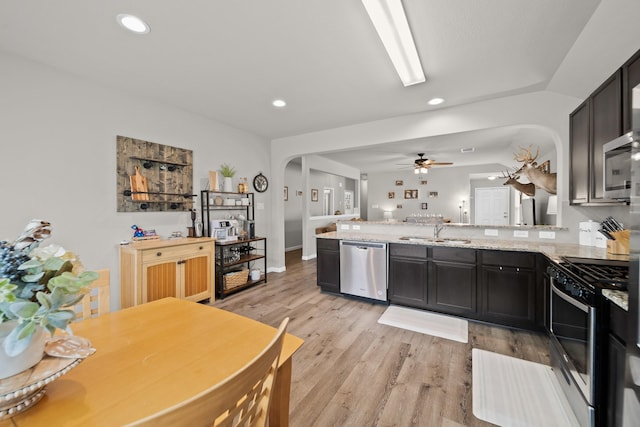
434;223;445;239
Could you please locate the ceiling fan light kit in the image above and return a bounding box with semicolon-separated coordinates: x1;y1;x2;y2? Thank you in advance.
362;0;425;86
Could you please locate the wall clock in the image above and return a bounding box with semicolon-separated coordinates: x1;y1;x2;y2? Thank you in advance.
253;173;269;193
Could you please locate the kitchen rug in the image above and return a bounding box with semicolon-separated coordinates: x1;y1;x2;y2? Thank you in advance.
377;305;468;343
472;349;580;426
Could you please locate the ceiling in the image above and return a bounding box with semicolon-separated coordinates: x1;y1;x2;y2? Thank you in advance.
1;1;638;172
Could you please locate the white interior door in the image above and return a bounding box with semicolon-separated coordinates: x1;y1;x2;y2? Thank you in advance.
474;187;510;225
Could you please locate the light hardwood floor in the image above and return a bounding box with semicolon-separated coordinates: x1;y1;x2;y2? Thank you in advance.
211;249;550;427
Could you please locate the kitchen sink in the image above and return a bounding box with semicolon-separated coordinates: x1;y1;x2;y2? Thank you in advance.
435;238;472;244
399;236;434;242
399;236;471;244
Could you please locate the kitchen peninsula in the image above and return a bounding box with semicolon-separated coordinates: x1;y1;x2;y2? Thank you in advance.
316;220;629;332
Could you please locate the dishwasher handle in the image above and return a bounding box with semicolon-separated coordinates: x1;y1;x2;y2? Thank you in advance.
340;241;386;250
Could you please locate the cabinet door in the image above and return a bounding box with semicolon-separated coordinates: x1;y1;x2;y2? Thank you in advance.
389;256;428;308
591;70;622;202
317;249;340;293
183;253;212;302
144;259;179;302
428;260;477;316
536;254;551;332
606;333;626;427
480;266;536;329
570;100;590;204
623;49;640;133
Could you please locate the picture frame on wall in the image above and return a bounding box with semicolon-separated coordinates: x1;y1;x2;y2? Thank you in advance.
296;190;303;196
284;186;288;201
388;191;395;199
421;203;428;210
404;189;418;199
311;188;318;202
395;180;403;186
429;191;439;198
396;204;403;209
420;180;428;185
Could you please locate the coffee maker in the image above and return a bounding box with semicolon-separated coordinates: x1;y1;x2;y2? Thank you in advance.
210;220;238;242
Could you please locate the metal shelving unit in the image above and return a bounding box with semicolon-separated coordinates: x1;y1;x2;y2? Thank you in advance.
200;191;255;237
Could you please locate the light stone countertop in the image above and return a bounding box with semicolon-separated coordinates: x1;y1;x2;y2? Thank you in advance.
602;289;629;311
316;231;630;310
316;231;628;263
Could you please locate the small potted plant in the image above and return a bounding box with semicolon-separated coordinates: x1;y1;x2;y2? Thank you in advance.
220;163;236;192
0;220;98;379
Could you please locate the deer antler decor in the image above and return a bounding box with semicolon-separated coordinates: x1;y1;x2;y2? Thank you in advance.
502;170;535;197
513;145;557;195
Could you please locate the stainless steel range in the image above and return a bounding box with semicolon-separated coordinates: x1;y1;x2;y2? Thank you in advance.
548;257;629;426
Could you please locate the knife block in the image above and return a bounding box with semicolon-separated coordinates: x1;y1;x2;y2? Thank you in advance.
607;230;630;255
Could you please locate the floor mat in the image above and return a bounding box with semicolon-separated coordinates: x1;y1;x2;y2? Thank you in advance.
377;305;468;343
472;349;580;426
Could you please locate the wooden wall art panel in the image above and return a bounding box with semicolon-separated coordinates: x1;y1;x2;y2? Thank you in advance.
116;135;194;212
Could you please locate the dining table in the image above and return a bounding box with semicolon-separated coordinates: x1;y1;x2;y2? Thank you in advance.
1;297;304;426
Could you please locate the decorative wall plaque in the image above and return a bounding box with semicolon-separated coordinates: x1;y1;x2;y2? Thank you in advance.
116;136;194;212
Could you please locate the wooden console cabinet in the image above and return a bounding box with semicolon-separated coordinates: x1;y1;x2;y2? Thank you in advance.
120;237;214;308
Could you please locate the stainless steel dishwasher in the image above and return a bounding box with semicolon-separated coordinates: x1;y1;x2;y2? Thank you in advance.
339;241;387;301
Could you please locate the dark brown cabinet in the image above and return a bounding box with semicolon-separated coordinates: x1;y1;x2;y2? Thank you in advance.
569;47;640;205
316;238;340;293
388;244;428;308
606;301;627;427
623;49;640;133
570;100;590;204
591;71;622;201
535;254;551;331
428;247;477;316
479;250;537;330
570;71;623;205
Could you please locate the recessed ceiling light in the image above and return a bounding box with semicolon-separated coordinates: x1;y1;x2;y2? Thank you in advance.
272;99;287;108
428;97;444;105
460;147;475;153
117;14;150;34
487;176;497;180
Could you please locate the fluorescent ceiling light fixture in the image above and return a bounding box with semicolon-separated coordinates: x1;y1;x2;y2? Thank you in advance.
272;99;287;108
117;14;150;34
362;0;425;86
428;97;444;105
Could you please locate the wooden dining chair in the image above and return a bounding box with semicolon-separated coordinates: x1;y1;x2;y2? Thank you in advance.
74;268;110;321
127;317;290;427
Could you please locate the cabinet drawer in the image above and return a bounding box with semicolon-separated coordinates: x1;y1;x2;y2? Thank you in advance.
432;246;475;263
317;238;339;251
142;243;212;263
389;243;428;259
480;250;535;268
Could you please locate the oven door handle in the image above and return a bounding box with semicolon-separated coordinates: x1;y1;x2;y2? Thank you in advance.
551;283;588;313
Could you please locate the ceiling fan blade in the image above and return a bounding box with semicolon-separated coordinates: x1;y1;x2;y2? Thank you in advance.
428;162;454;166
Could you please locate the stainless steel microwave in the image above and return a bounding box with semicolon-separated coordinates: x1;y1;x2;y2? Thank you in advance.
603;131;638;200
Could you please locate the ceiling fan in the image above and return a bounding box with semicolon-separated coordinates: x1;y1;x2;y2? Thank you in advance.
398;153;454;173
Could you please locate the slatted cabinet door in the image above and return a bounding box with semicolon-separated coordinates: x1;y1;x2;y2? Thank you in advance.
183;250;212;301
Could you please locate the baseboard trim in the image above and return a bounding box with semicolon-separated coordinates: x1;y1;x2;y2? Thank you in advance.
268;266;286;273
285;245;302;252
302;253;317;261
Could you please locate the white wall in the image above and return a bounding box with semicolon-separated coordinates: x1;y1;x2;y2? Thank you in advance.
367;164;508;222
0;52;271;310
